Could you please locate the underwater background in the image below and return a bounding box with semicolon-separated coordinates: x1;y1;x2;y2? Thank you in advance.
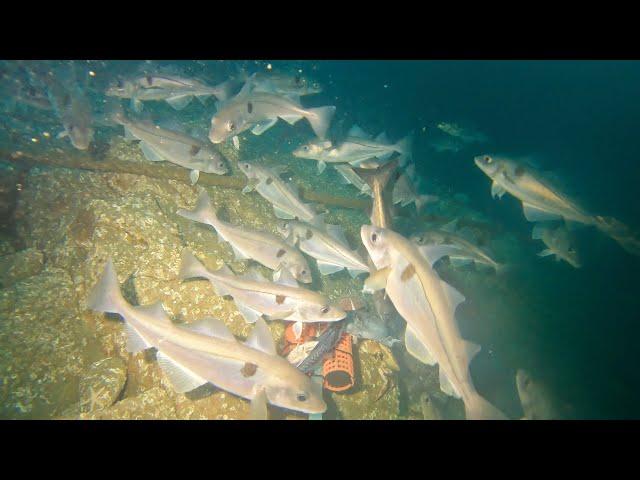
1;59;639;419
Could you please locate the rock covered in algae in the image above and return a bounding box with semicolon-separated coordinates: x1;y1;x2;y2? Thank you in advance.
0;247;44;287
79;357;127;413
78;387;178;420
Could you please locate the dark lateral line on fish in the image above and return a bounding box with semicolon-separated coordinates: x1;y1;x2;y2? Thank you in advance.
1;148;372;211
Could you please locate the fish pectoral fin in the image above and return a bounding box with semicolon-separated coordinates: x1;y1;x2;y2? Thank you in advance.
491;180;507;199
440;279;466;312
249;387;269;420
242;178;259;194
317;160;327;174
166;94;193;110
273;206;296;220
156;351;208;394
272;267;298;287
251;119;279;136
522;202;562;222
439;369;462;399
317;261;345;276
292;321;303;340
363;267;391;293
122;125;137;141
189;170;200;185
245;318;277;355
236;303;262;324
404;324;436;366
537;248;554;257
140;142;166;162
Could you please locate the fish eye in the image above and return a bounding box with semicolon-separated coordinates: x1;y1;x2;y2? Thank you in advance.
303;146;309;151
297;392;308;402
243;163;250;169
320;306;329;314
301;269;306;275
371;233;378;243
117;79;124;89
485;156;492;164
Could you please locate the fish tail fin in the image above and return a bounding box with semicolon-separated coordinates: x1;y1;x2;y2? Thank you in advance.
395;131;414;160
594;215;640;257
176;191;218;227
86;258;128;316
178;250;210;281
465;395;508;420
354;156;400;192
306;106;336;140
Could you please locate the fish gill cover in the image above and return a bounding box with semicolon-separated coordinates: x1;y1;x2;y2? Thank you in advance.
0;59;639;419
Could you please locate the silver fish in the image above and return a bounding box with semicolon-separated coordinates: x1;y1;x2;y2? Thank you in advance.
392;164;438;213
179;251;346;335
277;220;370;278
238;161;324;226
292;125;412;173
361;225;506;420
345;310;400;348
437;122;488;144
410;222;505;273
177;191;312;283
112;112;227;184
87;258;326;417
247;71;322;97
106;74;236;112
209;77;335;143
532;223;581;268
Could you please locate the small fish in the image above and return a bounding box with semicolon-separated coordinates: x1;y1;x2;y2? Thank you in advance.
392;164;438;213
292;124;412;173
532;223;581;268
106;73;236;112
87;258;326;417
277;220;369;278
111;111;227;184
437;122;488;144
474;155;594;226
410;222;505;273
177;191;312;283
297;322;346;374
516;369;560;420
239;161;325;226
209;76;335;143
286;341;319;366
179;251;346;336
345;310;401;348
361;225;506;420
247;71;322;97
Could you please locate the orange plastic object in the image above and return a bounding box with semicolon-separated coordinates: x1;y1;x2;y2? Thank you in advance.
322;333;355;392
282;323;319;356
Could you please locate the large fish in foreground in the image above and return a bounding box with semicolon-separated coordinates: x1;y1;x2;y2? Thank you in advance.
276;220;370;278
179;251;346;336
112;111;228;184
475;154;640;256
361;225;506;420
177;191;312;283
292;125;412;173
87;258;326;418
239;161;325;226
208;78;335;144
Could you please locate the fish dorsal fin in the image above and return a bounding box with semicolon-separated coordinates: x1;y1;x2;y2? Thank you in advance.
325;224;349;246
235;74;256;99
440;218;459;233
375;131;390;144
133;301;172;325
464;339;481;360
250;387;268;420
347;124;371;139
440;280;465;311
180;316;236;341
417;245;462;267
245;317;277;355
273;267;298;287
